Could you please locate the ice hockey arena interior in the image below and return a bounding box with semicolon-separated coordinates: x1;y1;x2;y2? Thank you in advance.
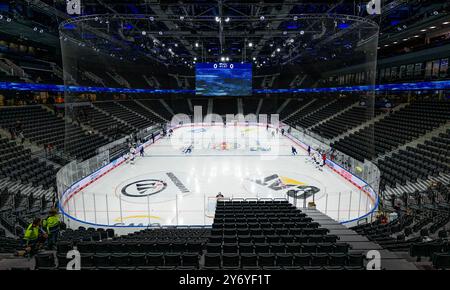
0;0;449;275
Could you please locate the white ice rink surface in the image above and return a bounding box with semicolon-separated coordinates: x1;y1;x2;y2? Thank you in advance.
62;125;375;229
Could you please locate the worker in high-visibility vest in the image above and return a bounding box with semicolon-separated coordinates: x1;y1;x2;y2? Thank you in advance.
43;208;61;250
23;218;47;257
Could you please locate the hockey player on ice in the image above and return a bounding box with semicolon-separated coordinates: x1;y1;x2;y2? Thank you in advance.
130;146;137;164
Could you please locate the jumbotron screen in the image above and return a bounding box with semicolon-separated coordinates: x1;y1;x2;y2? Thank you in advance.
195;62;252;96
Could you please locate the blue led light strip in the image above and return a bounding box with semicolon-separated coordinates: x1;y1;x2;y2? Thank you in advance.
0;82;194;94
254;80;450;93
0;80;449;94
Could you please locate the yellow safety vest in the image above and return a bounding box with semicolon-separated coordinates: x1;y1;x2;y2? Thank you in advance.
24;224;39;241
45;214;61;233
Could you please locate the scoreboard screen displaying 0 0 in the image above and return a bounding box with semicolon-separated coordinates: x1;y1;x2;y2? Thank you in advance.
195;62;252;96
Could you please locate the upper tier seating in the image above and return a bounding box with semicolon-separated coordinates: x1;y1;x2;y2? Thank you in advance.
0;106;109;160
332;100;450;162
279;98;311;120
295;97;357;129
138;100;173;120
75;105;133;139
117;100;166;124
94;101;152;130
284;98;332;125
312;107;384;140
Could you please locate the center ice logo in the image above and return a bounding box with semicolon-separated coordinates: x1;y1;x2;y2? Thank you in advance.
121;179;167;197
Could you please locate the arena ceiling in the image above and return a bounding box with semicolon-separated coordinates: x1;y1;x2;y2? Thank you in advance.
2;0;447;70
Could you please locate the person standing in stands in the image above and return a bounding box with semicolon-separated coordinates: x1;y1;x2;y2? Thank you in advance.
15;120;24;144
402;191;409;209
43;208;61;250
23;218;47;257
307;145;311;156
140;145;145;157
9;127;15;140
391;193;396;208
151;132;155;143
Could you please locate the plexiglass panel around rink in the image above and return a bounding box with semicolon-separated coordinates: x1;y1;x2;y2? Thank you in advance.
57;14;380;232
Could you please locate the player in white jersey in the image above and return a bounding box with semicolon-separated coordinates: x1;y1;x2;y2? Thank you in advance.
130;147;136;164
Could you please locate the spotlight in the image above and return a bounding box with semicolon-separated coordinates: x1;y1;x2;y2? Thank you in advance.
195;42;199;47
226;57;229;61
142;31;147;35
276;48;281;52
6;18;11;22
194;57;197;61
220;56;225;62
149;16;155;21
159;31;163;35
293;16;298;21
429;26;436;29
252;57;256;60
215;16;221;23
225;17;230;23
248;42;253;47
0;15;3;20
180;16;185;21
443;22;450;25
300;30;305;35
260;16;265;21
